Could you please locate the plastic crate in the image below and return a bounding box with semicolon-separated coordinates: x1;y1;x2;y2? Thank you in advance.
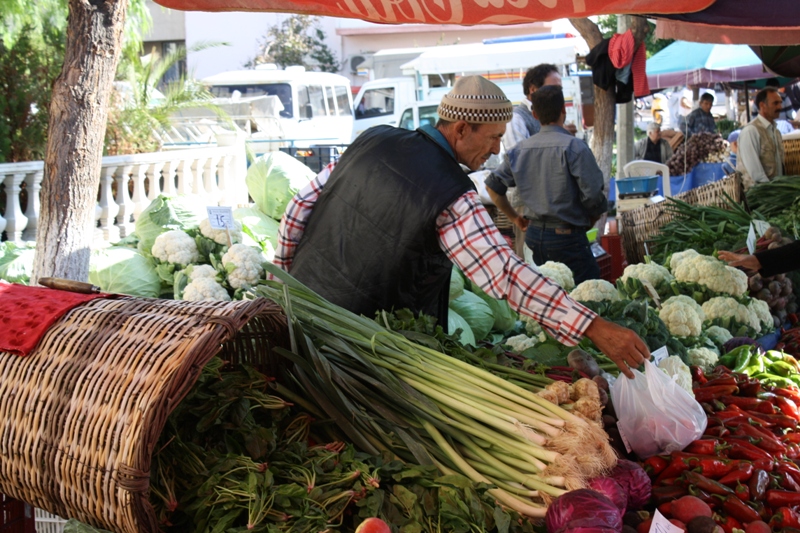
0;494;35;533
616;175;659;195
33;510;66;533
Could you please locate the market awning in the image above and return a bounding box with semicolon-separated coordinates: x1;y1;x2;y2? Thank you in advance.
652;0;800;45
646;41;773;90
751;46;800;79
151;0;716;25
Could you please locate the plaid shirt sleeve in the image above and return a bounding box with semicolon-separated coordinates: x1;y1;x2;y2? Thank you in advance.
437;190;596;345
274;161;336;271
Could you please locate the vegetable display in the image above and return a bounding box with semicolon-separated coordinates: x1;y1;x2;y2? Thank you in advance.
667;132;727;177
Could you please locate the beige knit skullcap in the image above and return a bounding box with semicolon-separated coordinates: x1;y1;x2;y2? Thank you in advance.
438;76;513;124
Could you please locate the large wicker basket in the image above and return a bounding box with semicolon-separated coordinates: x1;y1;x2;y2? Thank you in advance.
784;138;800;176
619;174;744;264
0;295;288;533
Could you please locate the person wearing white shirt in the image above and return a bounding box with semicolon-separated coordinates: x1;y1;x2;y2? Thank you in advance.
737;87;786;190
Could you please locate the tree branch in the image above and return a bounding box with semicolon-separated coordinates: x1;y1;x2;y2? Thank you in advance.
568;17;603;49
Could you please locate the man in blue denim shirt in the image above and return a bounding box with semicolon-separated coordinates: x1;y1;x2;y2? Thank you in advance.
485;85;607;284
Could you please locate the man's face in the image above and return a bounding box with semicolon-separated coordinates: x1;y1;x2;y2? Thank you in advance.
761;91;784;121
453;122;507;171
648;127;661;143
529;71;562;99
699;99;713;113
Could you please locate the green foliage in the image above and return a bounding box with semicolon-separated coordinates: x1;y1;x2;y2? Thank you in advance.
716;119;741;141
248;15;339;72
596;15;674;58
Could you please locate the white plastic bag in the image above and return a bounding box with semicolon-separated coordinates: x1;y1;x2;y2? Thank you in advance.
611;359;706;459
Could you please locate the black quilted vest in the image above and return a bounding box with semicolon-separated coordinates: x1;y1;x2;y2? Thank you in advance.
290;125;474;323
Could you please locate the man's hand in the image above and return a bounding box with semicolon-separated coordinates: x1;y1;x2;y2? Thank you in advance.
718;250;761;271
513;215;529;231
564;123;578;136
584;317;650;379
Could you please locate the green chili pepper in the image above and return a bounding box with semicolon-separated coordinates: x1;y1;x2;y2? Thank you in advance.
769;360;797;377
733;349;754;373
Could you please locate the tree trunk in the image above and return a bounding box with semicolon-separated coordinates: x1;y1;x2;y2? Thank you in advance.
31;0;128;283
569;16;650;186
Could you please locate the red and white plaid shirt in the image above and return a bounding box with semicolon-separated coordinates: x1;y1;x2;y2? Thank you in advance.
275;162;596;345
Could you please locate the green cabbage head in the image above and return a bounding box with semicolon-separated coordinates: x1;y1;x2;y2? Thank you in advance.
89;247;161;298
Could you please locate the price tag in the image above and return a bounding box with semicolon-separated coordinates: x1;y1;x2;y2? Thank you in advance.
649;510;685;533
746;223;757;254
753;220;771;237
651;346;669;366
641;279;662;309
207;206;234;230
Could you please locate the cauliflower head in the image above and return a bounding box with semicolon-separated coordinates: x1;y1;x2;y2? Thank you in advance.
200;218;243;246
222;244;265;289
505;334;539;354
686;347;719;373
748;299;773;332
659;295;705;337
570;279;621;302
520;315;544;337
658;356;694;397
188;264;218;281
702;296;761;334
669;249;700;272
620;263;674;288
705;325;733;346
537;261;575;291
152;230;200;265
673;255;748;297
183;277;231;302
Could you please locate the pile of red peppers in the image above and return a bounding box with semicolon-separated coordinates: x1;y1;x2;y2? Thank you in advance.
644;365;800;532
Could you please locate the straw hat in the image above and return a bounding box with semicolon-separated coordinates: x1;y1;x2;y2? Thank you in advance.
438;76;513;124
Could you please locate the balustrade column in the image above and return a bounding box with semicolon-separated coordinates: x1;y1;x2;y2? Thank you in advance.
176;159;193;196
114;165;135;237
21;170;43;241
145;161;164;202
3;173;29;242
98;165;121;242
191;157;208;198
203;155;222;205
130;164;149;219
161;160;179;196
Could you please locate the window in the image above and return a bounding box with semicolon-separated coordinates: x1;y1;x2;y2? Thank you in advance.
334;86;352;116
355;87;395;119
207;83;293;118
398;108;415;130
325;86;336;116
419;105;439;129
297;84;326;119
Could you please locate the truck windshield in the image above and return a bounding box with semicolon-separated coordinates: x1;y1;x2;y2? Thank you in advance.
208;83;293;118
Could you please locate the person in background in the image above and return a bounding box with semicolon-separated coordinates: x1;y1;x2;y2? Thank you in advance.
719;244;800;277
667;86;692;131
738;87;785;190
502;64;575;151
721;129;740;175
634;122;673;164
686;93;717;137
276;76;649;378
485;85;607;285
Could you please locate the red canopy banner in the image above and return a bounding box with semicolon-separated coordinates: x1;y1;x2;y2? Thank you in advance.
152;0;716;25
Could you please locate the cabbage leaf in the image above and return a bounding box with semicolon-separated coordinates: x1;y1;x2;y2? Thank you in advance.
449;291;494;341
447;309;476;347
449;266;464;301
89;247;161;298
245;151;316;220
135;195;206;255
470;281;517;333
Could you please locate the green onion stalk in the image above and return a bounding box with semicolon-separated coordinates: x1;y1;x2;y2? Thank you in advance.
252;265;618;518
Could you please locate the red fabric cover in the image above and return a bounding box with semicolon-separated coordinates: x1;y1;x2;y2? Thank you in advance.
608;30;635;69
632;42;649;98
150;0;715;25
0;283;111;356
656;19;800;46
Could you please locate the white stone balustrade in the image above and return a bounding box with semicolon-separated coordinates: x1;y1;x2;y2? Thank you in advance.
0;135;248;244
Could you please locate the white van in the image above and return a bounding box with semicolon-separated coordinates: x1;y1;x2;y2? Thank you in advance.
202;65;354;146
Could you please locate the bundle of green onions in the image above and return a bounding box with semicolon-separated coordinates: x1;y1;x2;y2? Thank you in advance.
254;266;617;518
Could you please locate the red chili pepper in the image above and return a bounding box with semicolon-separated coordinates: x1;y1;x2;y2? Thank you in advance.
770;507;800;529
694;385;740;403
782;432;800;444
721;494;760;524
779;472;800;492
683;471;735;496
774;387;800;405
687;485;717;507
786;441;800;459
755;400;778;415
740;380;763;397
734;425;788;455
719;462;754;485
716;410;751;422
685;439;723;456
753;458;775;472
691;365;708;385
733;482;750;502
643;455;669;477
776;461;800;485
720;395;766;410
697;457;737;479
704;426;730;438
716;513;743;533
740;411;778;427
766;489;800;508
652;484;688;505
748;412;799;429
655;452;717;483
727;440;772;461
703;375;738;388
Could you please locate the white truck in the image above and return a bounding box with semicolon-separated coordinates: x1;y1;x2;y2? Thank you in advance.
352;36;588;141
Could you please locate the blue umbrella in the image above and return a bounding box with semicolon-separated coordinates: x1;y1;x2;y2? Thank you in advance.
647;41;772;90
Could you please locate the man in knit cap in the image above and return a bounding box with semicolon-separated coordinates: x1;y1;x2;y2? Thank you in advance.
276;76;649;378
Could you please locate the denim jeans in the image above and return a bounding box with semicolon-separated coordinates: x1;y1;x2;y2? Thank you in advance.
525;226;601;285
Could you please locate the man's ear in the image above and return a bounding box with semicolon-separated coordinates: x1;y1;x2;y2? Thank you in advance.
532;109;539;121
453;120;469;139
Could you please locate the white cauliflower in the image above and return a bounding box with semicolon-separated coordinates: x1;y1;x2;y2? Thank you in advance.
686;347;719;373
200;218;243;246
620;262;674;288
658;356;694;397
669;249;700;273
570;279;621;302
188;264;218;281
504;334;539;354
520;315;544;337
702;296;761;334
748;298;774;332
673;254;748;297
182;277;231;302
705;325;733;346
222;244;265;289
152;230;200;265
536;261;575;291
659;295;705;337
